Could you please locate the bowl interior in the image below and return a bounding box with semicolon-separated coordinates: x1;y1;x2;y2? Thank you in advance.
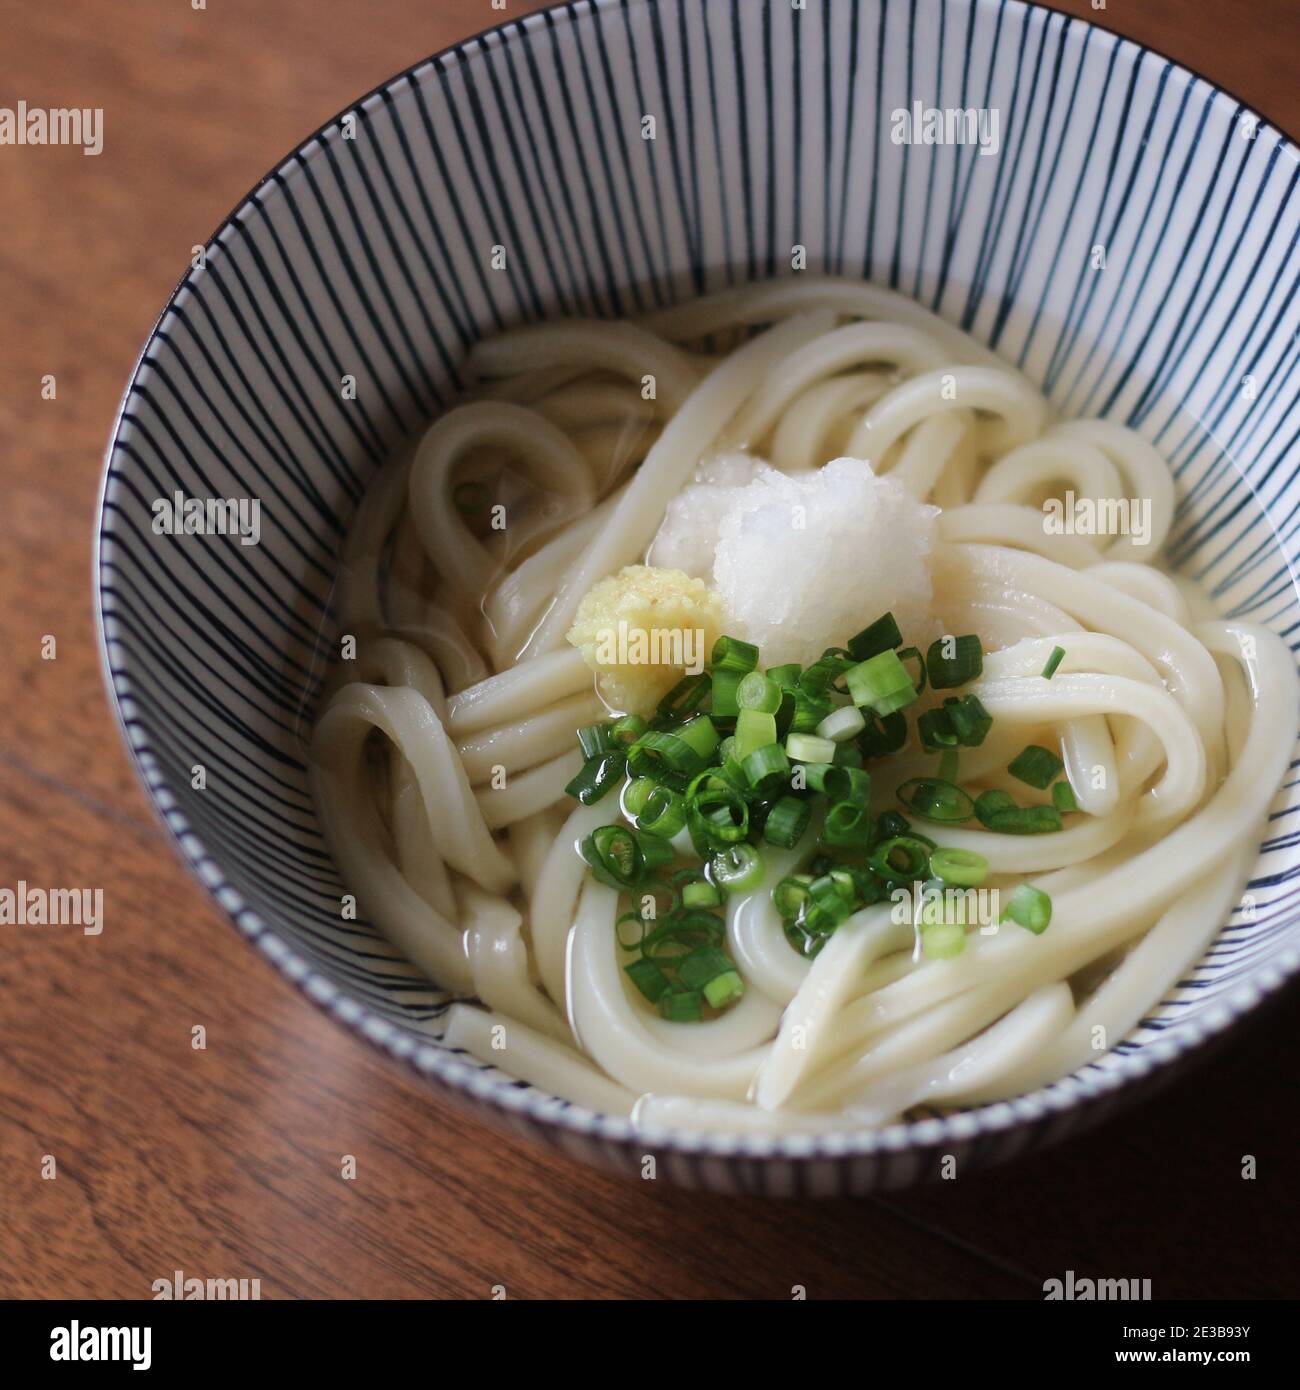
98;0;1300;1175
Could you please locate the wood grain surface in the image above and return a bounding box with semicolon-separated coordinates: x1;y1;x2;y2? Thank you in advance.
1;0;1297;1300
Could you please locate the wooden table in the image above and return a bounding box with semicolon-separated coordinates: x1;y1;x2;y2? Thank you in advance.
2;0;1297;1300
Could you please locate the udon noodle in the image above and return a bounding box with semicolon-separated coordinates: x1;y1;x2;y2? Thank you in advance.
308;277;1295;1135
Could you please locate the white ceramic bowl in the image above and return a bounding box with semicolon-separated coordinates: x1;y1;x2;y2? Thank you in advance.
97;0;1300;1192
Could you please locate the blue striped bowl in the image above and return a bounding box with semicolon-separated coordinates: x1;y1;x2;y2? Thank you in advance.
97;0;1300;1193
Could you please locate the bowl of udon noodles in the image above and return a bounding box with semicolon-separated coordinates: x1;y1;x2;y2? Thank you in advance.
97;0;1300;1193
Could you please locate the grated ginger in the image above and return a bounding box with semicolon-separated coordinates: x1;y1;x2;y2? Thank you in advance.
566;564;723;715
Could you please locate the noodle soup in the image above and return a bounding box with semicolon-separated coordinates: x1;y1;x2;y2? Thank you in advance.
308;277;1296;1135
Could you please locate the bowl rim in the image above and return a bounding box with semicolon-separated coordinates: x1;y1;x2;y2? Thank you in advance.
94;0;1300;1163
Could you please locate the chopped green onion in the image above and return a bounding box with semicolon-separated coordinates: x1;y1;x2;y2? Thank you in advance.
647;942;742;1010
624;780;686;838
783;924;820;957
787;732;837;764
572;618;1011;976
709;843;766;894
774;689;798;737
685;774;750;839
764;795;812;849
717;739;748;787
580;825;643;887
621;776;656;819
816;704;866;742
713;751;750;794
767;663;802;689
848;865;888;905
741;743;790;789
895;646;928;695
685;770;750;851
974;789;1015;821
897;777;975;824
709;668;743;718
1007;743;1064;790
657;673;712;721
858;710;908;756
625;957;671;1002
944;694;992;747
822;800;874;849
677;947;737;990
877;810;912;839
918;707;958;752
921;920;967;960
926;634;984;689
681;878;722;909
627;728;708;779
846;650;918;715
639;907;725;958
1002;883;1053;934
1052;780;1079;812
798;760;830;792
577;722;616;759
832;765;873;803
847;612;903;660
834;741;865;768
867;835;932;884
703;969;744;1008
734;711;773;767
927;698;987;750
806;763;871;804
611;713;648;745
1041;645;1066;680
773;874;813;920
737;670;783;713
659;989;703;1022
928;847;989;886
676;714;720;760
800;649;855;693
974;790;1062;834
710;635;760;674
639;908;725;960
565;751;626;805
636;832;675;874
827;868;857;903
790;685;833;733
734;708;778;760
798;873;854;935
